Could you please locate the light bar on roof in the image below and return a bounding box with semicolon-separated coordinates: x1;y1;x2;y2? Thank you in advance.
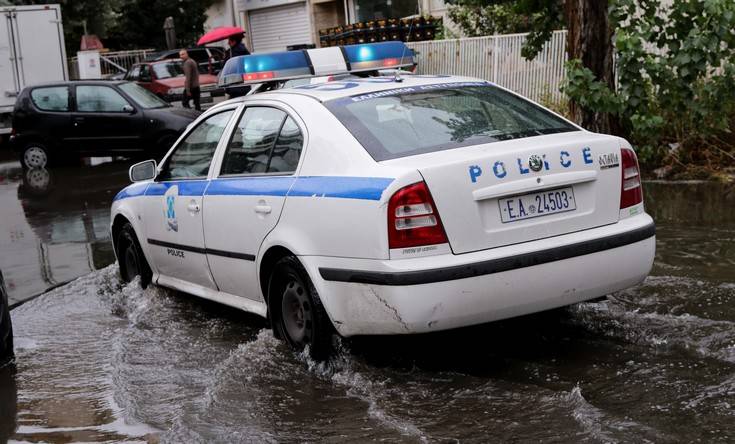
342;41;414;72
218;41;415;87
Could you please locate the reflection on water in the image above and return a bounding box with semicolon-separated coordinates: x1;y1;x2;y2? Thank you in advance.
0;159;129;305
2;179;735;442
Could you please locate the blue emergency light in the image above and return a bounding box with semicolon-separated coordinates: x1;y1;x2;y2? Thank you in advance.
219;41;415;87
342;41;414;72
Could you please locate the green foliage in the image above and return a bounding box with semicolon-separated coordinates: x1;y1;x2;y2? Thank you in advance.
562;0;735;171
10;0;214;53
444;0;563;59
107;0;216;50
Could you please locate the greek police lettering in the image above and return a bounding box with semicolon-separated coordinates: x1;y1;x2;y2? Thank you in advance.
350;87;417;102
467;146;595;183
582;147;593;164
517;158;530;174
493;161;507;178
598;152;620;170
560;151;572;168
469;165;482;183
167;248;185;258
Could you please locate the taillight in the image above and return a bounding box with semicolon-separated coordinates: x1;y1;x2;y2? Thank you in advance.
620;148;643;209
388;181;448;249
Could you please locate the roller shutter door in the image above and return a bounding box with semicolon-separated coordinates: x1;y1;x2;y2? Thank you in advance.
248;3;312;53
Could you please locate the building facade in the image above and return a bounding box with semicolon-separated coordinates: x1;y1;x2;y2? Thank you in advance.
206;0;447;53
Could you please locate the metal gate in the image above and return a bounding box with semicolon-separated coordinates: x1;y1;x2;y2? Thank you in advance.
407;30;568;103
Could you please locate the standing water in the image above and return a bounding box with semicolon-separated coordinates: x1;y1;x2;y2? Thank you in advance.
1;180;734;442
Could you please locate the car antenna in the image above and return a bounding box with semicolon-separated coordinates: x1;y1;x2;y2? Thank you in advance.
395;8;418;83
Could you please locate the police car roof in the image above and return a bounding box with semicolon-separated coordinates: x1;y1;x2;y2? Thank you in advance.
270;75;489;103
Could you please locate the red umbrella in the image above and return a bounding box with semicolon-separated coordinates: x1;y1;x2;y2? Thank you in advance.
197;26;245;46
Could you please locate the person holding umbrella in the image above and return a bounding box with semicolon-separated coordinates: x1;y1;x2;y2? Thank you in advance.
197;27;250;61
226;34;250;61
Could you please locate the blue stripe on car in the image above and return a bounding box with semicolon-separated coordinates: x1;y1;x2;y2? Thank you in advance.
113;182;148;201
113;176;394;202
205;176;296;196
145;180;209;196
288;176;394;200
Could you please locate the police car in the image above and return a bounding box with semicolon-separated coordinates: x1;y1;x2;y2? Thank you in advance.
111;42;655;358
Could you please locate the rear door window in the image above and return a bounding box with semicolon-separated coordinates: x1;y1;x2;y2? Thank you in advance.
30;86;70;112
220;107;303;176
325;83;578;161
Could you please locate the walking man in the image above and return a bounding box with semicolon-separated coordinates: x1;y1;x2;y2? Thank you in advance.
180;49;201;111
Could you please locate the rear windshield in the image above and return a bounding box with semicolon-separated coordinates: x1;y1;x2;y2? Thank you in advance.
153;61;184;79
325;83;579;161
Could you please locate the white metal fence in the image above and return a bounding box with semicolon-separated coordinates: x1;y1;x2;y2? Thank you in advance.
407;30;568;103
69;49;155;79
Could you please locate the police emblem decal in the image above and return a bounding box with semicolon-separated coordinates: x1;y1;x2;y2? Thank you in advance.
528;154;543;172
164;186;179;232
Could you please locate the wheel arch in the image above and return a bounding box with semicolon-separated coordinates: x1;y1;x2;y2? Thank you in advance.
258;245;294;309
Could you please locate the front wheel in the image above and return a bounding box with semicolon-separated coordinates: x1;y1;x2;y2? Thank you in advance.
269;256;334;360
116;223;152;288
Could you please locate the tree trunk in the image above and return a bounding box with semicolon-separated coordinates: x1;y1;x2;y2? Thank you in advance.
565;0;621;135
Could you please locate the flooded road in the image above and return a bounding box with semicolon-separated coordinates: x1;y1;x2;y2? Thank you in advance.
1;164;734;442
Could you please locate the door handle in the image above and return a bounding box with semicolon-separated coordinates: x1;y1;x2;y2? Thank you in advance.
254;204;272;214
73;117;85;127
187;201;201;213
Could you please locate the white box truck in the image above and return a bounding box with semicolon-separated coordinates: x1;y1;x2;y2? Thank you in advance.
0;4;67;136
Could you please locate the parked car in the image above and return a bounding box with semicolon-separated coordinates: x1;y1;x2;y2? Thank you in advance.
124;60;222;103
148;47;226;75
113;45;655;359
10;80;200;169
0;270;13;365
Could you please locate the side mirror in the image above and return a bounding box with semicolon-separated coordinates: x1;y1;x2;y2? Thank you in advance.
129;159;157;182
122;104;135;113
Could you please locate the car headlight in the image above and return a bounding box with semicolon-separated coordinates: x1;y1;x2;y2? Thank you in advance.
168;87;185;95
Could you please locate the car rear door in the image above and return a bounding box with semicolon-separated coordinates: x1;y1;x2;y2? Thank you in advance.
142;107;238;289
70;84;144;152
203;104;304;301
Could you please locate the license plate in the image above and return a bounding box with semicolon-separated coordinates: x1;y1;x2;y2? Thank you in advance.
499;187;576;223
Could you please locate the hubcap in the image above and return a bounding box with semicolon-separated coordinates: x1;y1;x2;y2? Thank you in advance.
24;146;47;168
281;280;312;346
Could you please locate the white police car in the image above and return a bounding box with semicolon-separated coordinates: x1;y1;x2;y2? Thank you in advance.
111;42;655;358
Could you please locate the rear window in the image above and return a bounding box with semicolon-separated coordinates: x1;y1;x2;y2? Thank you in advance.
325;83;578;161
30;86;69;112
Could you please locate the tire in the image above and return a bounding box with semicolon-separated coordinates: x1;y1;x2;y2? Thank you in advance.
268;256;334;360
116;222;152;288
20;143;50;169
0;320;12;365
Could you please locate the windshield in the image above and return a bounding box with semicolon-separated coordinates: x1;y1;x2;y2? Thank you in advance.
152;61;184;79
325;83;579;161
118;82;169;109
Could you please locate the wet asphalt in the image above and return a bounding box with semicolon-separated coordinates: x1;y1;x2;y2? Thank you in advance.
0;155;734;442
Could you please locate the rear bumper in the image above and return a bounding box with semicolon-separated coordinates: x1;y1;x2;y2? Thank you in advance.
299;214;656;337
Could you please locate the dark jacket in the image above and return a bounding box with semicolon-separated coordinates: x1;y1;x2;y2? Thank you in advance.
182;58;200;91
228;42;250;60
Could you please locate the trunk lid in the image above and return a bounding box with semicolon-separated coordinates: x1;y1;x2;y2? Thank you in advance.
383;132;623;254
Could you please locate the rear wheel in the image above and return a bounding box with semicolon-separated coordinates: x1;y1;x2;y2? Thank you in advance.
269;256;333;359
20;143;50;169
116;223;152;288
0;306;12;364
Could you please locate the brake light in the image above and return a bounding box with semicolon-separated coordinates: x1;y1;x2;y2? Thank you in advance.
620;148;643;209
388;182;448;249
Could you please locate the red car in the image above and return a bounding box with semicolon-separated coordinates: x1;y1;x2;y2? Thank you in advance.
124;59;222;103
